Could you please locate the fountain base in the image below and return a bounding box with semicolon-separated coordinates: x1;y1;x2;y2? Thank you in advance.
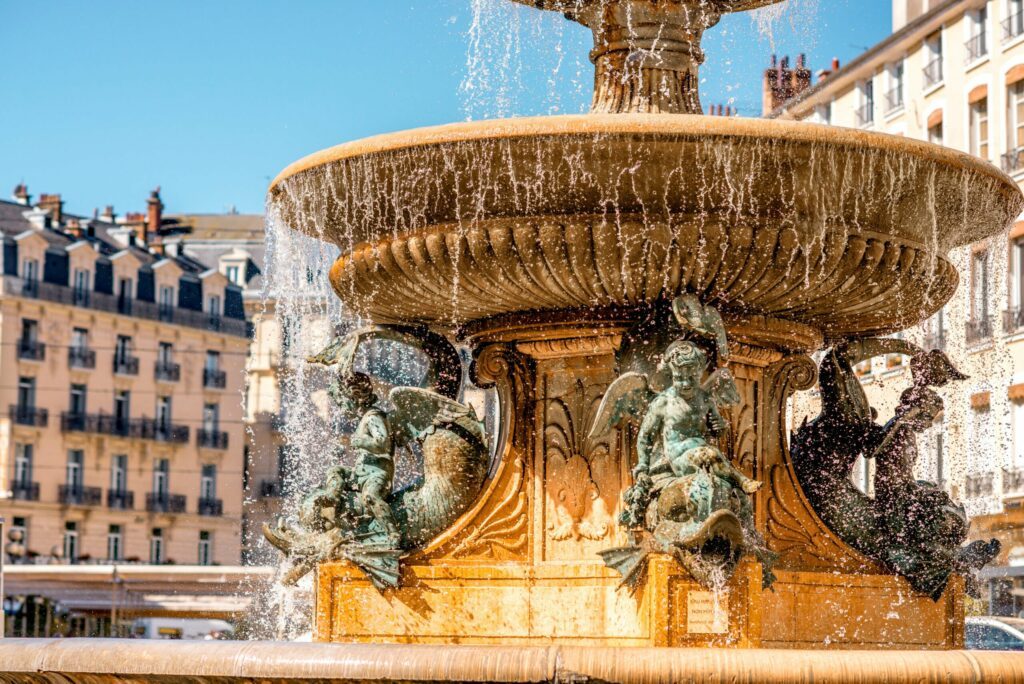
315;557;963;648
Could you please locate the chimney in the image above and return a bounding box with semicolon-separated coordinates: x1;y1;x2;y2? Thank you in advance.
100;205;116;223
12;183;31;206
146;186;163;244
37;193;63;225
763;54;814;116
150;232;166;257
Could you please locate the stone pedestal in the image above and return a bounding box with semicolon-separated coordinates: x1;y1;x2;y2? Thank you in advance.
314;316;964;648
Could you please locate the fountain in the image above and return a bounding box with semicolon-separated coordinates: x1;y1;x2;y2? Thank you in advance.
4;1;1024;680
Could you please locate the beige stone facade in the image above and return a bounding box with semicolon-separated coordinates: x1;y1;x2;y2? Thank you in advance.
0;194;249;568
772;0;1024;611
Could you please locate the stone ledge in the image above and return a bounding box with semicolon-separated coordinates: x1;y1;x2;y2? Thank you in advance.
1;639;1023;683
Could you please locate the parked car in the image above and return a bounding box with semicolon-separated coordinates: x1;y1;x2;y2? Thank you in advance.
965;617;1024;650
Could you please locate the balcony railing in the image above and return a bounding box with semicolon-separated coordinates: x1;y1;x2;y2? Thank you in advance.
60;412;190;444
203;368;227;389
260;480;282;498
965;33;988;63
923;331;946;351
1004;12;1024;42
68;346;96;369
1004;467;1024;496
884;87;903;113
198;429;229;450
198;497;224;516
113;355;140;376
855;102;874;126
966;317;993;345
9;405;48;427
11;481;40;501
965;472;995;498
1003;147;1024;175
923;58;943;88
146;492;187;514
107;489;135;510
17;339;46;361
154;361;181;382
0;275;249;338
1005;308;1024;334
58;485;102;507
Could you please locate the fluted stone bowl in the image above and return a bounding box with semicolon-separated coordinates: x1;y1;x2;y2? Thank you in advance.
269;115;1024;338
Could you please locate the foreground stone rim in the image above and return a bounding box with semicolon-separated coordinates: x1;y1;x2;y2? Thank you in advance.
1;639;1023;683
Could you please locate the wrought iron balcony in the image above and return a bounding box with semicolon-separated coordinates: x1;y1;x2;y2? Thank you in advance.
58;485;102;506
60;412;189;443
855;103;874;126
965;472;995;499
203;368;227;389
10;481;40;501
154;361;181;382
260;480;282;498
1004;12;1024;42
198;497;224;516
113;355;140;376
1003;467;1024;496
67;346;96;369
923;58;943;88
965;33;988;63
1003;148;1024;175
146;492;187;514
884;87;903;113
197;429;229;450
1005;308;1024;334
17;339;45;361
107;489;135;510
966;317;993;345
9;404;48;427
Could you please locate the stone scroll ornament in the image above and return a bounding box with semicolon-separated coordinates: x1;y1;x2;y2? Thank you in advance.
263;326;489;590
589;295;777;591
791;339;1000;600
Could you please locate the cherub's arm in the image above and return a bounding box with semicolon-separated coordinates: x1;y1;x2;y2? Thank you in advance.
636;400;664;474
351;413;391;457
706;401;727;437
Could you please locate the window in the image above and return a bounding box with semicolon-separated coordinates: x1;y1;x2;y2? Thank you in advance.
114;390;131;432
935;431;945;484
159;285;175;317
887;60;904;112
13;444;33;486
1008;82;1024;172
970;98;990;160
1007;0;1024;42
924;31;943;87
158;342;174;366
858;80;875;125
107;525;123;561
200;464;217;500
17;376;35;409
110;454;128;493
206;295;221;318
72;268;90;305
21;257;39;285
969;405;991;475
225;265;240;284
1013;237;1024;312
198;531;212;566
973;249;991;322
153;459;169;496
63;521;79;563
69;384;87;416
117;277;134;314
928;121;944;145
203;404;220;432
149;528;164;564
66;449;84;489
205;350;221;373
156;396;172;432
967;7;988;61
71;327;88;352
115;335;133;365
21;318;38;345
10;517;27;549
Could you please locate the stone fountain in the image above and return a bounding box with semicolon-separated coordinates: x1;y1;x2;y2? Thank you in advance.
5;1;1024;681
262;0;1023;649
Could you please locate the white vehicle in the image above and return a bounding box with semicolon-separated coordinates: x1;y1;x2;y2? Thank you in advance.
131;618;234;640
965;616;1024;651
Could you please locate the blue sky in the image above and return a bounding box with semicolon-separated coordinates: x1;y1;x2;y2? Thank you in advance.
0;1;890;216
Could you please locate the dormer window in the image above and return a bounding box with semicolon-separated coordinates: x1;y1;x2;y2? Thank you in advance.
159;285;176;320
207;294;222;319
225;265;240;285
21;257;39;295
117;277;134;315
73;268;91;306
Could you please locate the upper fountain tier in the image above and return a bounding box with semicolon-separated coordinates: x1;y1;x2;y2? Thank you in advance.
269;114;1024;339
507;0;786;113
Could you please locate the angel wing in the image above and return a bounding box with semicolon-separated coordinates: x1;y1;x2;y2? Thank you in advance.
388;386;481;449
587;372;656;446
703;368;741;408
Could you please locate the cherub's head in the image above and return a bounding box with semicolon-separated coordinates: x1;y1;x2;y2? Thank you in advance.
335;371;377;415
661;340;707;397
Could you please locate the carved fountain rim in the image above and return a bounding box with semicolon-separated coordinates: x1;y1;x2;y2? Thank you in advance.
269;113;1020;200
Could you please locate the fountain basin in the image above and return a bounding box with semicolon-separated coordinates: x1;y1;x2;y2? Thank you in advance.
270;115;1022;338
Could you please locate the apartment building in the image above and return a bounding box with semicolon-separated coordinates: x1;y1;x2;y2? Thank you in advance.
0;187;249;568
769;0;1024;613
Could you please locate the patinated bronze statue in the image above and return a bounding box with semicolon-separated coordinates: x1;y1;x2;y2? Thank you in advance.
591;296;773;590
264;326;489;589
792;340;1000;599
